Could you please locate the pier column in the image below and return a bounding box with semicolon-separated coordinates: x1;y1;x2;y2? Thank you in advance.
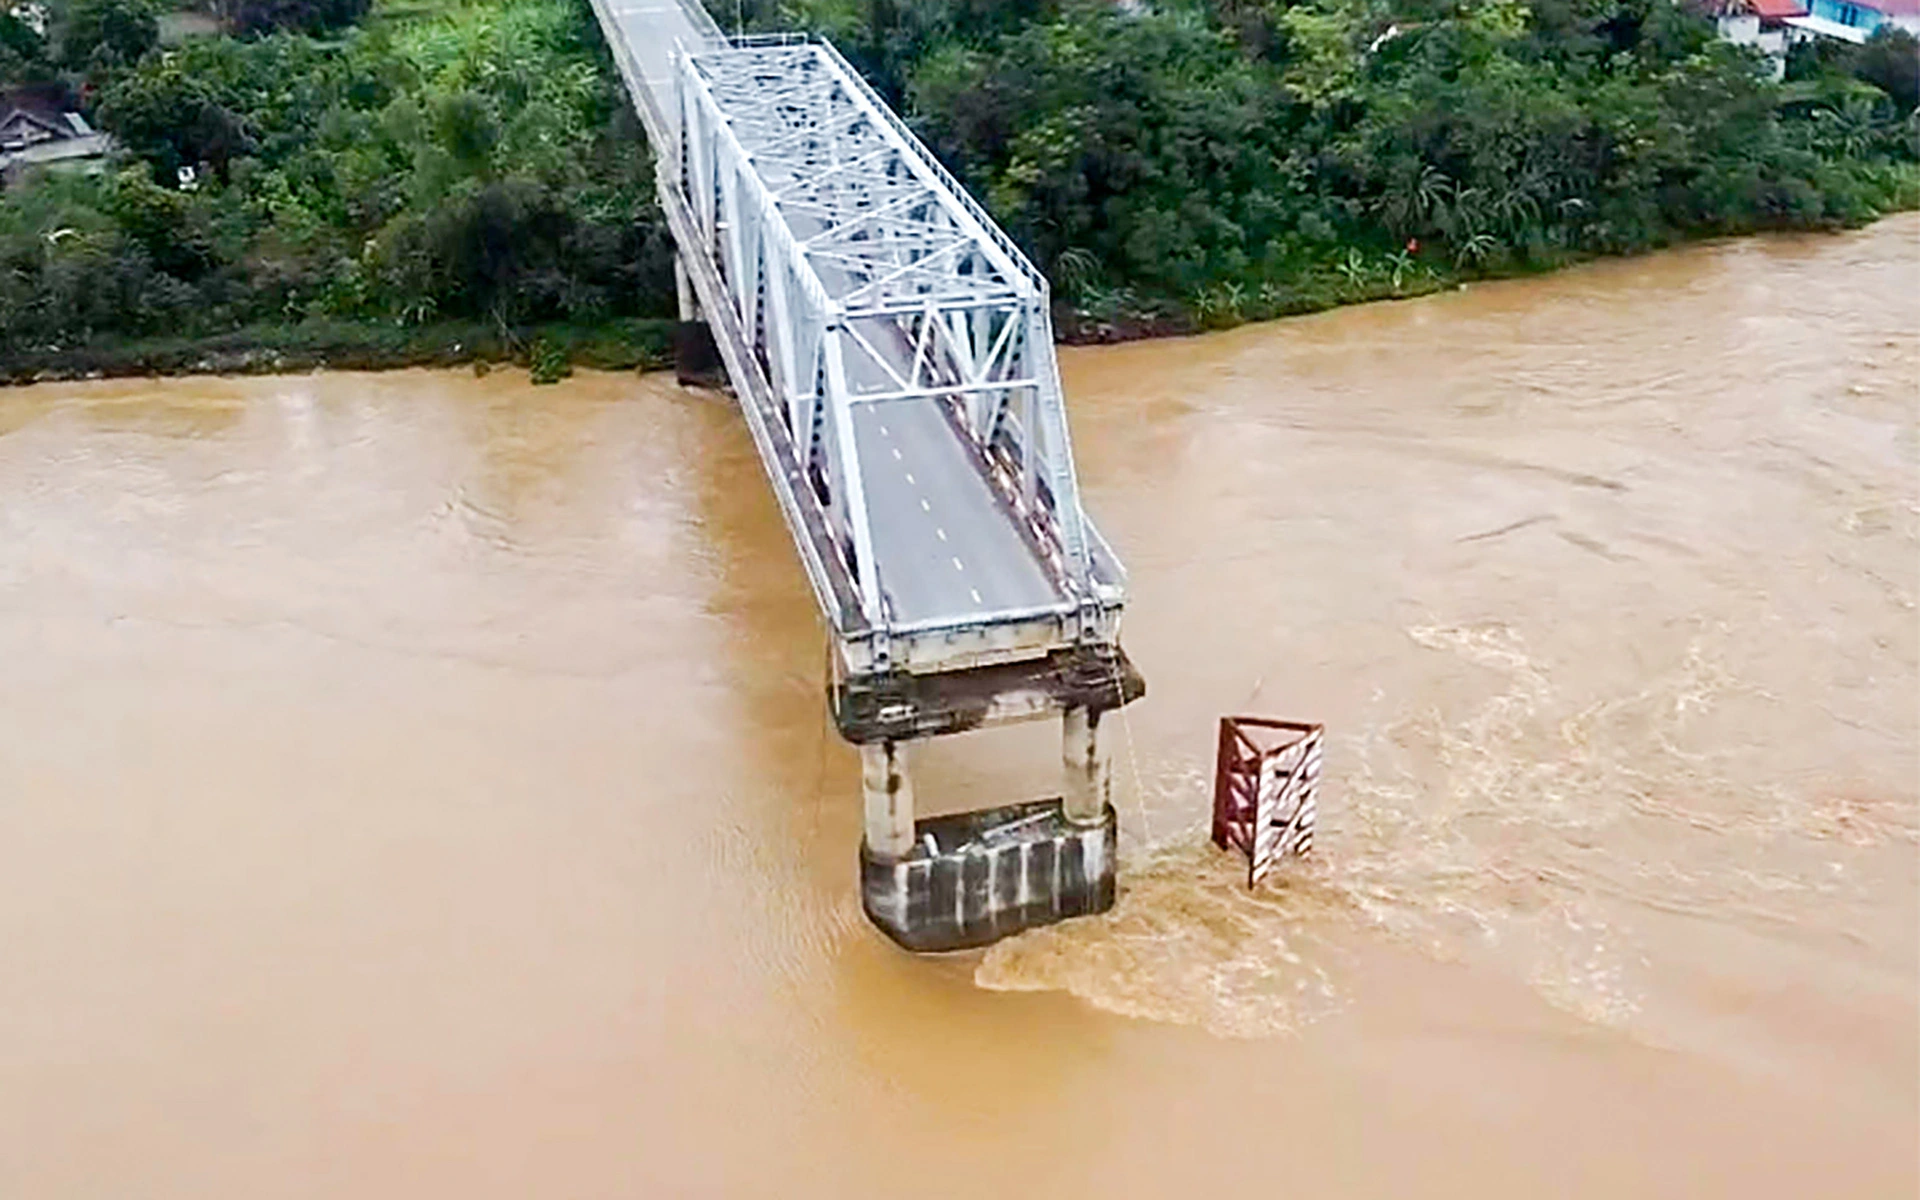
861;740;916;861
1062;706;1112;825
674;254;697;321
671;253;723;389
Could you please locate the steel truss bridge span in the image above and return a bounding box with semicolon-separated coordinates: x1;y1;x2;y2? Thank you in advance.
586;0;1145;950
587;0;1131;684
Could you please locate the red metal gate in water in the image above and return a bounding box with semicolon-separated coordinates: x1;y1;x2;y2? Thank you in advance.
1211;716;1322;888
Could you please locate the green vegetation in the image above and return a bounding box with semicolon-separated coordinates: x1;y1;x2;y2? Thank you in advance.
774;0;1920;333
1;0;675;378
0;315;673;383
1790;26;1920;115
2;0;1917;379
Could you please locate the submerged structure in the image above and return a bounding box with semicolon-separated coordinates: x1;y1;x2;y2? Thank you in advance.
584;3;1144;949
1212;716;1321;888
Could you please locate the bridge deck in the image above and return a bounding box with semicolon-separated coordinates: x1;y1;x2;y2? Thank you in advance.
851;397;1062;628
595;0;720;149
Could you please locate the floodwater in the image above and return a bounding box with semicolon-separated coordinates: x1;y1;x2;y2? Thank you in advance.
2;216;1914;1198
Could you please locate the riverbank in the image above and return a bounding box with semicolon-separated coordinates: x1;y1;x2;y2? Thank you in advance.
1055;174;1920;343
0;317;677;387
9;203;1915;384
6;0;1916;377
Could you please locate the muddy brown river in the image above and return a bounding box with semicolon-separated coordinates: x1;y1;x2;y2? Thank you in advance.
2;216;1915;1197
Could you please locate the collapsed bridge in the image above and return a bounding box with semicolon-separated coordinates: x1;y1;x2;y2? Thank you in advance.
587;0;1144;950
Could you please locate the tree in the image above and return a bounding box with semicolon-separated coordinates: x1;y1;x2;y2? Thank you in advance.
96;62;255;183
0;9;48;82
50;0;160;76
432;89;501;175
428;180;573;324
1852;27;1919;114
215;0;372;38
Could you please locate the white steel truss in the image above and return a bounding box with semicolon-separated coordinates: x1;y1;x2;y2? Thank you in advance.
663;35;1126;673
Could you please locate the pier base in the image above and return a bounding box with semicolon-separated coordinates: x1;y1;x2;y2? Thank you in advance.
860;798;1117;952
671;253;726;389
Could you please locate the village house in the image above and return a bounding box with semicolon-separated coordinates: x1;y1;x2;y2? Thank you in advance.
1705;0;1917;75
0;85;113;187
1704;0;1809;77
1788;0;1920;41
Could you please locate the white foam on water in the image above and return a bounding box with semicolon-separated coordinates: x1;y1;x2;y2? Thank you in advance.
977;622;1911;1038
975;831;1347;1039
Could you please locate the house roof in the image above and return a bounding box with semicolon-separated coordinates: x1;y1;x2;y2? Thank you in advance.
0;107;70;147
0;82;101;163
1695;0;1809;18
5;130;109;164
0;86;110;182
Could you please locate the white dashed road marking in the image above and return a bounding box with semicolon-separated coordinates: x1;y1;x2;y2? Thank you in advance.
936;528;947;541
970;588;983;604
920;499;931;512
951;557;965;571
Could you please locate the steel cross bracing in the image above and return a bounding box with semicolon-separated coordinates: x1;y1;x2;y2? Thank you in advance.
583;6;1129;676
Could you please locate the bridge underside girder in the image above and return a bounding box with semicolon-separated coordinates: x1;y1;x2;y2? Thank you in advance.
833;642;1145;745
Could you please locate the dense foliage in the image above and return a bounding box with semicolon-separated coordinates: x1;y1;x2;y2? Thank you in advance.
879;0;1917;326
214;0;375;37
1;0;674;360
1;0;1916;367
52;0;162;74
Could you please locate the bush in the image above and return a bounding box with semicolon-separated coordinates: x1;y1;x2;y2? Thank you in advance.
218;0;375;37
528;334;571;383
1853;28;1920;114
51;0;160;75
893;0;1919;322
2;0;676;361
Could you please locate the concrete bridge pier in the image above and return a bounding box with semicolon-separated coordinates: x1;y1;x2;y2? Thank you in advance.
1061;705;1112;826
860;740;916;861
672;254;725;388
674;255;697;321
858;698;1122;954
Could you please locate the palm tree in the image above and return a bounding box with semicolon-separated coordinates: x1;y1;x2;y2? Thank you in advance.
1050;246;1099;299
1453;231;1497;269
